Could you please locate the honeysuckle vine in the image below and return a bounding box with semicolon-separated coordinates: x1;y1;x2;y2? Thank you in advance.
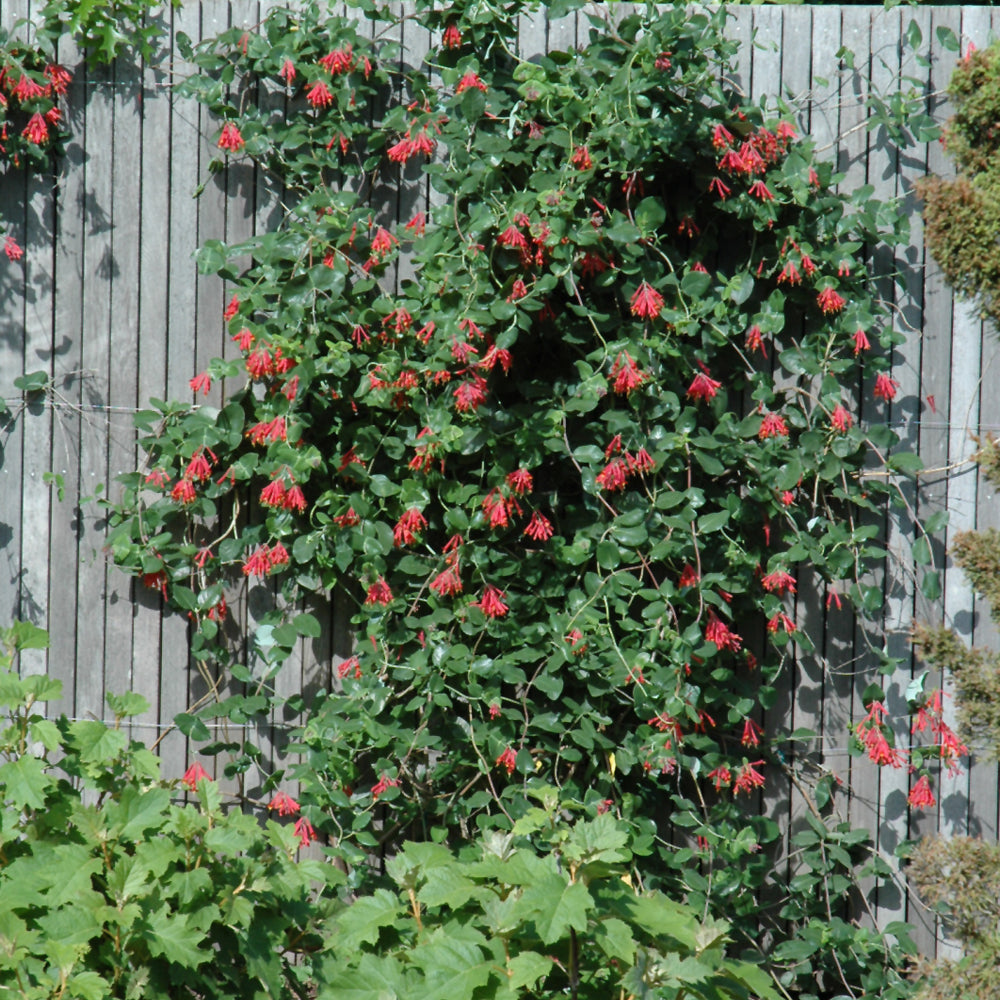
100;2;947;996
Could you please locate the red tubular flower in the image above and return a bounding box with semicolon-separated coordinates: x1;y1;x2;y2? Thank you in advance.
145;468;168;488
523;511;553;541
44;64;71;95
733;760;766;795
283;484;306;513
189;371;211;396
293;816;316;846
496;747;517;775
455;72;487;94
4;235;23;261
830;404;853;432
767;611;796;634
745;325;765;355
853;329;871;354
182;761;210;791
570;145;593;170
13;73;46;101
742;718;763;748
272;540;291;563
319;46;354;75
442;23;462;49
629;281;664;319
678;564;699;588
747;179;773;201
777;261;800;285
506;468;533;495
393;507;428;547
711;123;734;150
453;375;488;412
817;286;846;314
874;373;899;402
908;774;935;810
171;479;197;505
371;773;401;799
365;576;394;606
475;585;508;618
279;58;296;85
596;458;630;492
708;176;731;200
496;224;528;250
260;478;287;508
705;610;742;652
217;122;244;152
430;565;463;597
242;545;272;578
306;79;333;107
761;569;796;595
758;412;788;440
186;451;212;482
708;766;731;791
628;448;655;474
223;294;240;321
610;352;647;395
22;113;48;144
686;371;721;402
268;791;301;816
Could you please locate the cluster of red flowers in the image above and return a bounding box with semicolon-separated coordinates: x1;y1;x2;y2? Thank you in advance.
911;689;968;776
609;351;647;396
496;212;552;269
260;475;307;513
595;435;655;492
495;747;517;775
629;281;664;319
704;610;742;652
242;541;290;579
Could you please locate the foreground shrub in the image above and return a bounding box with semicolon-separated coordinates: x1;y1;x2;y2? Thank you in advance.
0;622;338;999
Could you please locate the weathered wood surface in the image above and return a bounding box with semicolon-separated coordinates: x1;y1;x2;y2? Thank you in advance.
0;1;998;958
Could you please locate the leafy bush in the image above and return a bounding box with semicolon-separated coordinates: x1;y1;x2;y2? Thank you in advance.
0;621;338;1000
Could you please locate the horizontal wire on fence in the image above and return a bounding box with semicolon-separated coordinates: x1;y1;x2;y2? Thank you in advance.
5;398;1000;434
45;714;983;761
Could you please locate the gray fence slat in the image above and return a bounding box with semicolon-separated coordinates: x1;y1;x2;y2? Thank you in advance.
5;4;1000;959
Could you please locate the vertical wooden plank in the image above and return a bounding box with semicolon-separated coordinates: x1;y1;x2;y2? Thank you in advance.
726;6;751;101
74;58;115;728
868;5;911;932
17;0;54;678
781;0;828;902
0;2;28;632
131;0;175;749
837;4;885;924
748;1;792;872
103;50;144;715
160;0;204;779
890;0;933;946
933;9;994;960
47;25;85;713
907;4;962;962
807;14;854;856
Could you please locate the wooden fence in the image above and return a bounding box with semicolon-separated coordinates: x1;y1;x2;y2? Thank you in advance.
1;0;1000;959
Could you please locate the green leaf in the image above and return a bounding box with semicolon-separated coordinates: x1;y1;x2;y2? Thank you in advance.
293;612;322;637
175;712;211;741
146;905;209;965
521;876;592;945
335;889;403;949
106;691;150;719
634;197;666;232
0;755;52;809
